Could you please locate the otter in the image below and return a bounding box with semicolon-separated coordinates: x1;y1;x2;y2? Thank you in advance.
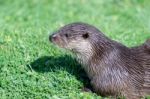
49;22;150;99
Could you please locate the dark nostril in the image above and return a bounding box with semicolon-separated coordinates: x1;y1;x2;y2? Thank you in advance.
49;34;58;42
49;35;52;42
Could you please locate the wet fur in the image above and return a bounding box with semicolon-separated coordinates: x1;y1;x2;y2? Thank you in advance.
50;22;150;99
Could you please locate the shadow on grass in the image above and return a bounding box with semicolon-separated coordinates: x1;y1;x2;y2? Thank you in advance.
29;55;92;91
28;55;149;98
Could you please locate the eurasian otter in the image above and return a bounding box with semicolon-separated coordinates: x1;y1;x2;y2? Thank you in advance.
49;22;150;99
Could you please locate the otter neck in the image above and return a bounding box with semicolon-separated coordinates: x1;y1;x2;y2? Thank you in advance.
76;40;116;79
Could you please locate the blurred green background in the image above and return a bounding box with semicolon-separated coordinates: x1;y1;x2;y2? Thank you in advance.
0;0;150;98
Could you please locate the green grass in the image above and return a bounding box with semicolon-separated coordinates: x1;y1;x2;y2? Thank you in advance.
0;0;150;98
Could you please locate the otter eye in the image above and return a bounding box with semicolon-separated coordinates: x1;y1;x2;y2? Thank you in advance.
65;34;69;37
82;33;89;39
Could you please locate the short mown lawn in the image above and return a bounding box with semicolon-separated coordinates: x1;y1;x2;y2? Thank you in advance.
0;0;150;98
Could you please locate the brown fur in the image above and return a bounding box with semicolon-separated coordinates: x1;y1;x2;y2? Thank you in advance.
49;22;150;99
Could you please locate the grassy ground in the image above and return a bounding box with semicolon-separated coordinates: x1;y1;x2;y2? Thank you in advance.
0;0;150;98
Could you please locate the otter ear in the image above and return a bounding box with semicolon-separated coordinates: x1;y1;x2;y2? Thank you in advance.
82;33;89;39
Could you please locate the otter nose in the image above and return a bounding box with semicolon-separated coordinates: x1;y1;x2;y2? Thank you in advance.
49;34;58;42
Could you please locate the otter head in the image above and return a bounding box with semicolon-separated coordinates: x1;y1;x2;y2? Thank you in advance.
49;22;109;57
